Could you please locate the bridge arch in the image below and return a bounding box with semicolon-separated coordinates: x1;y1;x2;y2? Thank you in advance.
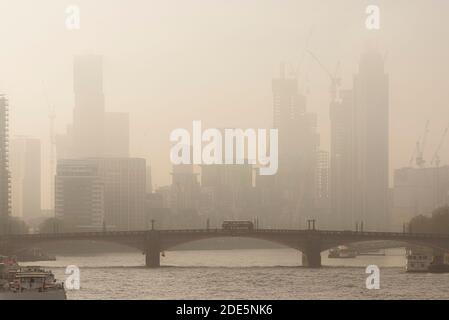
160;232;303;252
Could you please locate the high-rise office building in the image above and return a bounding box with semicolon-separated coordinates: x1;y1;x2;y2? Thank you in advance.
201;162;253;220
95;158;146;231
272;64;319;224
0;95;10;234
72;55;105;158
104;112;130;157
330;49;389;231
10;137;41;220
330;90;356;228
272;65;306;193
55;159;104;231
57;55;130;160
55;158;146;231
353;49;390;231
171;164;200;213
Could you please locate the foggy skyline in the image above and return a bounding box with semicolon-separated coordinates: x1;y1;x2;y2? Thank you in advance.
1;0;449;210
2;1;449;302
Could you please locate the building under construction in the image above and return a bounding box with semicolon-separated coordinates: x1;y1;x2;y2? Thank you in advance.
0;95;11;234
393;166;449;229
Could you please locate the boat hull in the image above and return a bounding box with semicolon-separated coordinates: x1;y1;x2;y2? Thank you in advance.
0;289;66;300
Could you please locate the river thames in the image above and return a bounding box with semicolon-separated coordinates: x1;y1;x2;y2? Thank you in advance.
24;248;449;300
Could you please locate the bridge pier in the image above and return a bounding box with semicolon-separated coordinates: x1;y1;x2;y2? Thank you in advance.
145;231;161;268
301;241;322;268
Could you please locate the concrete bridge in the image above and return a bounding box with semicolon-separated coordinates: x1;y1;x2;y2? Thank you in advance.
2;229;449;268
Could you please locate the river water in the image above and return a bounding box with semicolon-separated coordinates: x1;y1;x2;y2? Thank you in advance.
24;248;449;300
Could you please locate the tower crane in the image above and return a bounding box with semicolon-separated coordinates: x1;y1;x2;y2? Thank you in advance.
306;50;341;103
431;124;448;208
413;120;430;168
431;125;449;168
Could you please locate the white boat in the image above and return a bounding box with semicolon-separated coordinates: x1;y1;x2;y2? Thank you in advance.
405;247;433;273
0;265;66;300
328;246;357;259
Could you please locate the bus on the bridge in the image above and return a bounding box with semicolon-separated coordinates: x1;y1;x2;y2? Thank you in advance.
222;220;254;231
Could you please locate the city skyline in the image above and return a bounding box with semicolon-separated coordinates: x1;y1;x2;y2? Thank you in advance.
1;45;448;233
1;1;448;210
0;1;448;235
1;0;449;302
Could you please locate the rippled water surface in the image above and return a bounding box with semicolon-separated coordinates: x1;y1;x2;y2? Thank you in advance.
24;248;449;300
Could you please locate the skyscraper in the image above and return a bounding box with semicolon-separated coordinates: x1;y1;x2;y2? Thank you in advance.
353;49;389;231
201;162;253;221
57;55;130;160
330;49;389;231
272;65;306;194
72;55;105;158
96;158;146;231
330;90;356;228
0;95;10;234
10;137;41;220
272;64;319;225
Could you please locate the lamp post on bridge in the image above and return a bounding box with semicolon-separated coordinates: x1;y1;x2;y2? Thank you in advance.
307;219;316;231
151;219;156;231
402;222;413;233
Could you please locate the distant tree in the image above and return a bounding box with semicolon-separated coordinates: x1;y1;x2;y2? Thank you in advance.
409;206;449;234
0;216;29;235
431;206;449;234
9;217;29;234
409;214;432;233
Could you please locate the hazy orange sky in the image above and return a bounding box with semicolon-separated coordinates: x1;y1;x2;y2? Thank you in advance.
0;0;448;208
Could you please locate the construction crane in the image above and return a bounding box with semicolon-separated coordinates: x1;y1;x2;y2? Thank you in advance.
291;28;314;78
413;120;430;168
288;29;314;95
431;125;449;168
306;49;341;103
